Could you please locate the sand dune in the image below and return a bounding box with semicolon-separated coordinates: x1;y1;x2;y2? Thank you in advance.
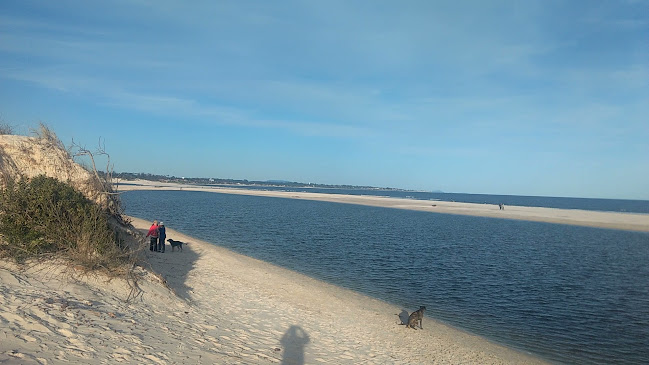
1;217;547;364
118;180;649;232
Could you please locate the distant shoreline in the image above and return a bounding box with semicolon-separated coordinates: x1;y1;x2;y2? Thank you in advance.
117;179;649;232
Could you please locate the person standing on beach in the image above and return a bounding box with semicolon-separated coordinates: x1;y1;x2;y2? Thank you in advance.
158;222;166;253
146;220;159;251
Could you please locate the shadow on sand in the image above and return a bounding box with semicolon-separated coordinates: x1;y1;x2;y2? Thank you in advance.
398;309;409;325
281;325;310;365
136;229;200;302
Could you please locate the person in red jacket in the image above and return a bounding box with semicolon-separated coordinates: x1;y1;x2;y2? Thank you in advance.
146;220;159;251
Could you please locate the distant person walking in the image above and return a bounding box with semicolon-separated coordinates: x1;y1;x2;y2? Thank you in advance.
146;220;159;251
158;222;166;253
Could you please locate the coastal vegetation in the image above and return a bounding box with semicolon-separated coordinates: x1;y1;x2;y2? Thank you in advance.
0;175;130;266
113;171;404;191
0;122;12;135
0;124;138;275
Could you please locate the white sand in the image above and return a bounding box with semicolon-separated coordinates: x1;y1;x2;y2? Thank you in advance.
1;217;548;364
118;179;649;232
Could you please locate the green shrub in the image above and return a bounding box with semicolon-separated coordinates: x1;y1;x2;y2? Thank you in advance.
0;175;129;267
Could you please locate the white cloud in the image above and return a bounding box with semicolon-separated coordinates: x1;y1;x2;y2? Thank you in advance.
1;0;647;196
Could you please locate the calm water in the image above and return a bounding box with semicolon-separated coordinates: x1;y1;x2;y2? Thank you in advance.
122;190;649;364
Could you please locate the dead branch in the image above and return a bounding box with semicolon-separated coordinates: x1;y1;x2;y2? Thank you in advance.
71;138;106;189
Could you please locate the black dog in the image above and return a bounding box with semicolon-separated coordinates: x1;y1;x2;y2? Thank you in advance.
167;239;187;252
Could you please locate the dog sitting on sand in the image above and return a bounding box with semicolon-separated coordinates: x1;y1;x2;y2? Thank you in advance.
167;239;187;252
406;306;426;329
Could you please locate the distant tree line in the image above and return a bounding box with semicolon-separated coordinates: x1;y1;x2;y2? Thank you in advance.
105;171;402;191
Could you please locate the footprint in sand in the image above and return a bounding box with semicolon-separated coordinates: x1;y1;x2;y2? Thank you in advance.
57;328;74;337
113;347;132;356
0;311;28;327
17;333;38;343
143;354;166;364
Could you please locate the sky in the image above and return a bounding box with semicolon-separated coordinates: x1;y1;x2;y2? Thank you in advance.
0;1;647;200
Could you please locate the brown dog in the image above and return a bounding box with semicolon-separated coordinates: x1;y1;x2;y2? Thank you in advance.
406;306;426;329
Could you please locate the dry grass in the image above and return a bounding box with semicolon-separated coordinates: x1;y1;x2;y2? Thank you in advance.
0;122;13;135
0;123;147;301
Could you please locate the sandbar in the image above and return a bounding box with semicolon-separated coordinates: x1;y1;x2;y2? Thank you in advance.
118;179;649;232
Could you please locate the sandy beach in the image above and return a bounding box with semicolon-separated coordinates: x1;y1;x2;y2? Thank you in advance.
118;179;649;232
2;178;645;364
1;216;548;364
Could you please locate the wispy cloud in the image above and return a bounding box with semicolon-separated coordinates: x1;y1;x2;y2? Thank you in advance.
104;89;373;139
1;0;647;197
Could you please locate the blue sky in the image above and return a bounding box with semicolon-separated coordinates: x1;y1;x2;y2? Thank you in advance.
1;1;647;199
